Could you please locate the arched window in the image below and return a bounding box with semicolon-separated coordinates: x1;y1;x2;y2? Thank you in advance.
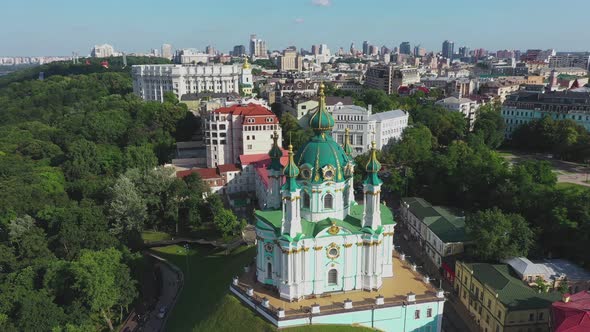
324;193;333;210
343;187;349;206
267;263;272;279
328;269;338;285
303;192;310;209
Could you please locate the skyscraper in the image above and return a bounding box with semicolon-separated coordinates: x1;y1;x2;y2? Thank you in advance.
161;44;173;60
311;44;319;55
399;42;411;55
249;34;267;58
442;40;454;59
232;45;246;56
458;46;470;58
362;41;370;55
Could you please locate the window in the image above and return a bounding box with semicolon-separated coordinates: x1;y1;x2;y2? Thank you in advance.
538;312;544;321
426;308;432;318
498;311;502;320
324;193;333;209
488;299;491;308
529;313;534;321
303;192;310;209
328;269;338;285
414;310;420;319
266;263;272;279
247;145;252;150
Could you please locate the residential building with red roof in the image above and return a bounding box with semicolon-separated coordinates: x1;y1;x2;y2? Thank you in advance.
552;291;590;332
204;103;281;168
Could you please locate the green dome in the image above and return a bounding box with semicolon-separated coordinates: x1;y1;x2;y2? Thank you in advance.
364;141;383;186
282;144;300;192
295;133;349;183
308;83;335;133
267;131;283;171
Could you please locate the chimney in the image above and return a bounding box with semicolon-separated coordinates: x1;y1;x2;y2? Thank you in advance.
563;293;571;303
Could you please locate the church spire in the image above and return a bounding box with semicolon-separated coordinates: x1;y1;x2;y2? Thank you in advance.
364;140;382;186
309;82;335;134
343;127;354;157
267;131;282;171
282;143;300;192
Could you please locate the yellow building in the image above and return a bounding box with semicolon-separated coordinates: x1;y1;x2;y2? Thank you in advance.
454;261;561;332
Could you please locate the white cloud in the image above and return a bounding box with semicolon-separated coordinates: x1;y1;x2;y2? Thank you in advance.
311;0;332;7
294;18;305;24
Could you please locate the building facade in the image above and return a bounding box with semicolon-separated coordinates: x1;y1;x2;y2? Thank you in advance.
436;96;480;131
502;91;590;137
131;63;252;102
204;103;280;168
250;34;267;58
455;262;560;332
332;106;408;155
400;198;467;270
365;64;420;94
91;44;116;58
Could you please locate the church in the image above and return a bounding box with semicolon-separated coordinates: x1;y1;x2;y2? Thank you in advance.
254;83;396;301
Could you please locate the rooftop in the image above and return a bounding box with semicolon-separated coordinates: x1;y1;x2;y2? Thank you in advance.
233;252;440;319
369;109;408;121
402;197;467;243
552;291;590;332
465;263;561;309
213;103;275;116
504;257;590;281
255;203;395;238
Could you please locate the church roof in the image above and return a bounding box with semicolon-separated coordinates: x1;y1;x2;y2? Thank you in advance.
255;203;395;238
267;131;283;171
295;134;349;183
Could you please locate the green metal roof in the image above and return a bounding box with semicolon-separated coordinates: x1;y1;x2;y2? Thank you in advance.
466;263;561;310
255;203;395;238
294;133;349;184
402;197;467;243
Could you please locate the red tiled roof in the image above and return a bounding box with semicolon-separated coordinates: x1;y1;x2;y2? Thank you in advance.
213;103;274;116
239;149;288;165
177;168;220;180
552;291;590;332
218;164;240;173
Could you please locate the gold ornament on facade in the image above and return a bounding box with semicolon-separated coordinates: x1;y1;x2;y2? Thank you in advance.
326;243;340;259
303;247;310;252
356;242;363;246
327;221;339;235
343;243;353;248
322;165;336;181
313;246;323;251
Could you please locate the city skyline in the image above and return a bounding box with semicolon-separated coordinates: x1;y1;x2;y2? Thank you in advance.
2;0;590;56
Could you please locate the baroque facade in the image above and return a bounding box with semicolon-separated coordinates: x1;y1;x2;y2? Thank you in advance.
254;84;395;301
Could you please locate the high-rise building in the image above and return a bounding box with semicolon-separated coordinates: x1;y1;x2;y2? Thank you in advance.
413;46;426;57
205;104;280;168
205;45;216;56
458;46;469;58
368;45;378;56
91;44;116;58
311;44;319;55
249;34;267;58
349;42;356;55
319;44;330;56
399;42;411;55
278;49;302;71
364;64;419;94
362;41;370;55
161;44;173;60
548;53;590;71
442;40;454;59
232;45;246;56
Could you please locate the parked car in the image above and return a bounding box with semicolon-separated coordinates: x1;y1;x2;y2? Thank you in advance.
157;306;167;319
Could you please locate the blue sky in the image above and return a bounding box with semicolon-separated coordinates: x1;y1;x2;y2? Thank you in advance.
2;0;589;56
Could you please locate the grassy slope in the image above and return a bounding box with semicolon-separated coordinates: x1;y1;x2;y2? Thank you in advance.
152;245;274;332
556;182;590;191
151;245;376;332
141;231;172;243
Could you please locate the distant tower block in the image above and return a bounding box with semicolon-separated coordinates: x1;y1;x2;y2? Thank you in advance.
123;53;127;68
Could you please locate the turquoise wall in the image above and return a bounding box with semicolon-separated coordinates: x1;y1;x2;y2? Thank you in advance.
277;301;443;332
502;107;590;137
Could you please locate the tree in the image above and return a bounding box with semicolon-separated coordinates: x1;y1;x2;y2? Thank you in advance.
556;278;570;294
109;175;147;236
213;209;243;240
70;248;136;331
390;125;434;165
465;208;534;261
473;103;505;149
